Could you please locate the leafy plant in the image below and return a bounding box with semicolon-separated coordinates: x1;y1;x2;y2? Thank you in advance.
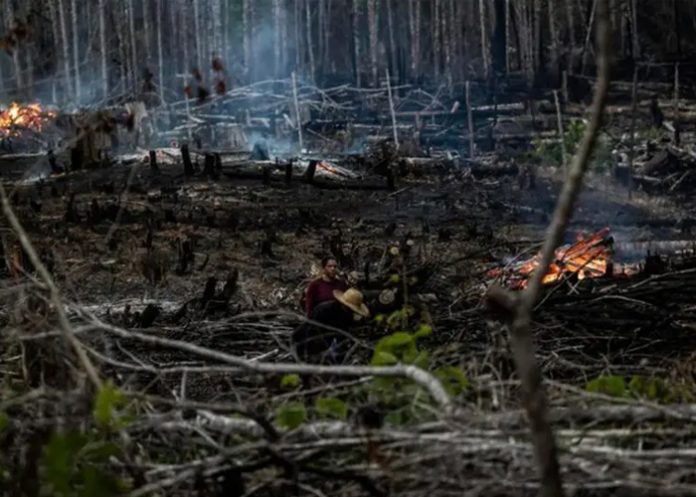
93;381;132;430
280;374;301;389
585;374;693;403
39;431;125;497
315;397;348;420
275;402;306;430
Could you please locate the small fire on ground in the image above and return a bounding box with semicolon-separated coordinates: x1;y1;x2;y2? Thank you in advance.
0;102;56;137
489;227;639;289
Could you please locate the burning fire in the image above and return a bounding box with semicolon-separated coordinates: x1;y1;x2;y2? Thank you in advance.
0;102;55;137
490;227;620;289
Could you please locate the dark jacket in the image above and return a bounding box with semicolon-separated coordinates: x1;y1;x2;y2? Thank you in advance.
292;300;354;363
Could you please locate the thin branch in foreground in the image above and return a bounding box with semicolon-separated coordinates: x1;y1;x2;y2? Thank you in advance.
79;314;452;412
0;183;102;388
486;1;612;496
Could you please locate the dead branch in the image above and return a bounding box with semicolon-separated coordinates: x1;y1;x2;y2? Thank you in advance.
486;1;612;496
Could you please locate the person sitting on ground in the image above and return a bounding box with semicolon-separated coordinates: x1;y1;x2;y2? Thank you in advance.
304;256;348;316
292;288;370;364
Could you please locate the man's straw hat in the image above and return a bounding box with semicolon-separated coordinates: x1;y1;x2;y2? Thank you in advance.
333;288;370;318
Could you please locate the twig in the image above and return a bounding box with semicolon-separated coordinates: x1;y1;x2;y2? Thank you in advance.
85;317;452;411
0;183;102;388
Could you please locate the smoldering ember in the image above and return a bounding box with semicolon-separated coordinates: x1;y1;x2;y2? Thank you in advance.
3;0;696;496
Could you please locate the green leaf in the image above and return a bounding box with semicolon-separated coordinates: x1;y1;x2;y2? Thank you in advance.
315;397;348;420
371;351;398;366
93;381;126;429
280;374;301;389
372;332;417;366
388;274;400;284
41;431;87;496
413;324;433;339
374;313;386;324
435;366;470;396
585;375;626;398
276;402;306;430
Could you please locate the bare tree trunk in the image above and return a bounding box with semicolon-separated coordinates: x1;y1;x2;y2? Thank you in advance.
450;0;460;82
57;0;73;99
274;0;283;77
157;0;165;103
98;0;108;98
243;0;252;81
433;0;441;78
213;0;223;57
581;0;598;75
443;1;453;91
193;0;202;72
548;0;559;81
505;0;511;75
532;0;541;77
324;0;332;71
3;1;23;96
142;1;151;69
630;0;639;60
387;0;397;80
564;0;575;73
127;0;137;91
306;0;316;82
352;0;362;87
408;0;418;78
368;0;378;86
181;0;189;75
479;0;490;80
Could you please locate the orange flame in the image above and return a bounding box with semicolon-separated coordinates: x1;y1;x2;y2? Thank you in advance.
490;227;619;289
0;102;55;137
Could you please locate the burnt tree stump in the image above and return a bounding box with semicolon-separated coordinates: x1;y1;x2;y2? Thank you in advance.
305;160;317;184
181;144;195;176
149;150;159;173
285;160;293;184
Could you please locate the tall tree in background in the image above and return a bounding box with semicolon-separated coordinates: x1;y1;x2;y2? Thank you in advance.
4;1;23;95
98;0;108;98
57;0;73;100
368;0;378;86
352;0;362;87
243;0;253;81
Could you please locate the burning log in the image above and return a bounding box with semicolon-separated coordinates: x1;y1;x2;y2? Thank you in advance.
489;227;625;289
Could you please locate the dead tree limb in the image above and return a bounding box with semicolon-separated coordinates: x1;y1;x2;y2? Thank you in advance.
486;1;611;496
0;184;102;388
85;316;452;411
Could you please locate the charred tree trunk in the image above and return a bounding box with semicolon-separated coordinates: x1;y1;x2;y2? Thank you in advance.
408;0;421;80
142;1;151;69
479;0;490;81
98;0;108;98
352;0;362;87
306;0;316;82
274;0;283;77
193;0;203;74
57;0;73;99
386;0;397;81
630;0;640;60
127;0;137;92
3;1;22;96
157;0;165;103
433;0;442;79
243;0;252;82
368;0;378;86
547;0;560;83
212;0;223;57
492;0;507;76
71;0;82;102
564;0;576;73
443;0;453;90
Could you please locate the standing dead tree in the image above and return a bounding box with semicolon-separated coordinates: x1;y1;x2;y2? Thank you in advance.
486;1;611;496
